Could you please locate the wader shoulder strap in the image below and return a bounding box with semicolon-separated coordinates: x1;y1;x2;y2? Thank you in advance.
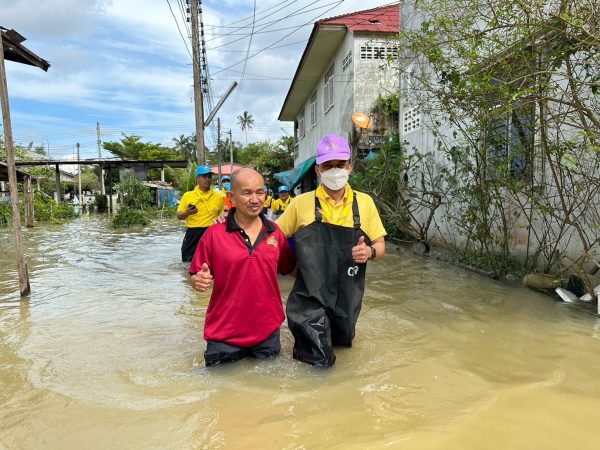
352;195;361;230
314;194;323;223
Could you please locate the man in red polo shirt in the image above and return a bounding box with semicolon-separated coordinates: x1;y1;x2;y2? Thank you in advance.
189;168;295;366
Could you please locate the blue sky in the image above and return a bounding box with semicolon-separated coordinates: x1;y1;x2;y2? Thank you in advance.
2;0;386;162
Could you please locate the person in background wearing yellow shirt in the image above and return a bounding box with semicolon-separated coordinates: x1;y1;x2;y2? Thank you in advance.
276;134;386;367
262;185;274;216
271;185;293;218
177;165;224;262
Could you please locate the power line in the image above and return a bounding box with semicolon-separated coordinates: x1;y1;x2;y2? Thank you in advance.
166;0;193;60
211;0;346;76
208;0;339;50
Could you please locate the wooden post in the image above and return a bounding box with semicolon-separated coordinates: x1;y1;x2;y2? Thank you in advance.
25;175;34;227
0;35;30;296
108;168;113;213
55;163;61;202
77;142;82;209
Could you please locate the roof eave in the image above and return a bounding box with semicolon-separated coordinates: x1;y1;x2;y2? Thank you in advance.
278;24;347;122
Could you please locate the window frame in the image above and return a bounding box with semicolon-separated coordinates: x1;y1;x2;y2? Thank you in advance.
310;91;318;127
323;64;334;113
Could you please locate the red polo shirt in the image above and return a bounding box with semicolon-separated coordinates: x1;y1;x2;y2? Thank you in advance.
189;211;295;347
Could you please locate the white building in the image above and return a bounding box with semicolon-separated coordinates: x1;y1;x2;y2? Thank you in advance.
397;1;600;282
278;4;400;191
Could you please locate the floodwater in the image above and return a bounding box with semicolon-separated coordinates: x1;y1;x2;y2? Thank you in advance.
2;215;600;449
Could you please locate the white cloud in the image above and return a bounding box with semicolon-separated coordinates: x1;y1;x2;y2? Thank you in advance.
4;0;394;152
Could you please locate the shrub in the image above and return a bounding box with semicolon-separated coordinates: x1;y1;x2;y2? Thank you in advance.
95;194;108;212
112;206;149;228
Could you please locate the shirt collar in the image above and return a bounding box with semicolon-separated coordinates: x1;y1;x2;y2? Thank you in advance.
316;183;353;204
194;186;214;197
226;208;274;233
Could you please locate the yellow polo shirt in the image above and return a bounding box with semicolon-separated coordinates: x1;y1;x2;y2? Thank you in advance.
276;184;387;241
177;186;224;228
271;196;294;214
264;195;274;209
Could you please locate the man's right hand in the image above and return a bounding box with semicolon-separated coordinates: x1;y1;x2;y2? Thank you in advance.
215;212;228;224
187;203;198;215
191;263;213;292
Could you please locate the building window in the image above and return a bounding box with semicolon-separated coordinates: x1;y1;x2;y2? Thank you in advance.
360;45;398;60
342;50;352;71
324;64;334;112
297;109;305;139
310;91;318;127
486;104;534;180
403;106;421;134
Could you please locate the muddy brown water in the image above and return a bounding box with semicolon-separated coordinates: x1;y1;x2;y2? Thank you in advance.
2;215;600;449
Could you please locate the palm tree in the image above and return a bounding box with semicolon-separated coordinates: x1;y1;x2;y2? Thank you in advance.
172;134;196;162
237;111;255;146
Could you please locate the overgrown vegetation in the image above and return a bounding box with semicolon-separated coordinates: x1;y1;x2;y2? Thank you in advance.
389;0;600;287
0;193;76;225
112;207;150;228
111;173;153;228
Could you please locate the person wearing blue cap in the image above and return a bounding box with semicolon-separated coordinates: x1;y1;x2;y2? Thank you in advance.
276;134;386;367
220;175;235;212
271;185;293;217
176;165;224;262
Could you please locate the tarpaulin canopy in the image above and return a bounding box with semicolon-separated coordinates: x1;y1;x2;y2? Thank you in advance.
274;156;315;190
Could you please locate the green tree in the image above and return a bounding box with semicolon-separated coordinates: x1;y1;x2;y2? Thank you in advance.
172;134;196;162
237;111;255;145
103;134;181;160
234;139;294;184
74;166;100;192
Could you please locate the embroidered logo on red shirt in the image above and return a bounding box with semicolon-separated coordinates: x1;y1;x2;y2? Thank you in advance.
267;236;278;248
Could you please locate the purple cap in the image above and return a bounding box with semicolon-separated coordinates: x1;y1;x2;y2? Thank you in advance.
316;134;351;164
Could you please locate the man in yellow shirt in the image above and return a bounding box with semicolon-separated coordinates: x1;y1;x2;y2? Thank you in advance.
277;134;386;367
177;165;224;262
262;185;274;216
271;185;293;218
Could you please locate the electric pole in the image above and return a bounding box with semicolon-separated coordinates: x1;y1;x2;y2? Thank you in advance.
97;122;105;194
190;0;206;164
228;130;233;167
217;118;222;188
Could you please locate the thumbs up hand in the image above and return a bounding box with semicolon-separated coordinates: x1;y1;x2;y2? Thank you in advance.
191;262;213;292
352;235;370;264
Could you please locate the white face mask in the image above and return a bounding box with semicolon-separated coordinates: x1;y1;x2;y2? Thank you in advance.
319;167;349;191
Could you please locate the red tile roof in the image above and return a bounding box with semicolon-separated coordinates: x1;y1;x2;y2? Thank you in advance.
319;4;399;33
210;163;246;176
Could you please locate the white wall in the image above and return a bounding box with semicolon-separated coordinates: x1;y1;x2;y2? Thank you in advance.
295;32;400;166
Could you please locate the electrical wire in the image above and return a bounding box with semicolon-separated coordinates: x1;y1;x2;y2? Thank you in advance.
210;0;346;76
166;0;193;60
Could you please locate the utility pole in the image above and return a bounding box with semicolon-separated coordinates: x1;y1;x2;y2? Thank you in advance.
228;130;233;167
97;122;105;194
76;142;82;209
190;0;206;164
0;34;30;296
217;118;222;188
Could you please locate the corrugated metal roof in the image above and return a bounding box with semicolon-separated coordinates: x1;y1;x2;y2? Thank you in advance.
319;4;399;33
